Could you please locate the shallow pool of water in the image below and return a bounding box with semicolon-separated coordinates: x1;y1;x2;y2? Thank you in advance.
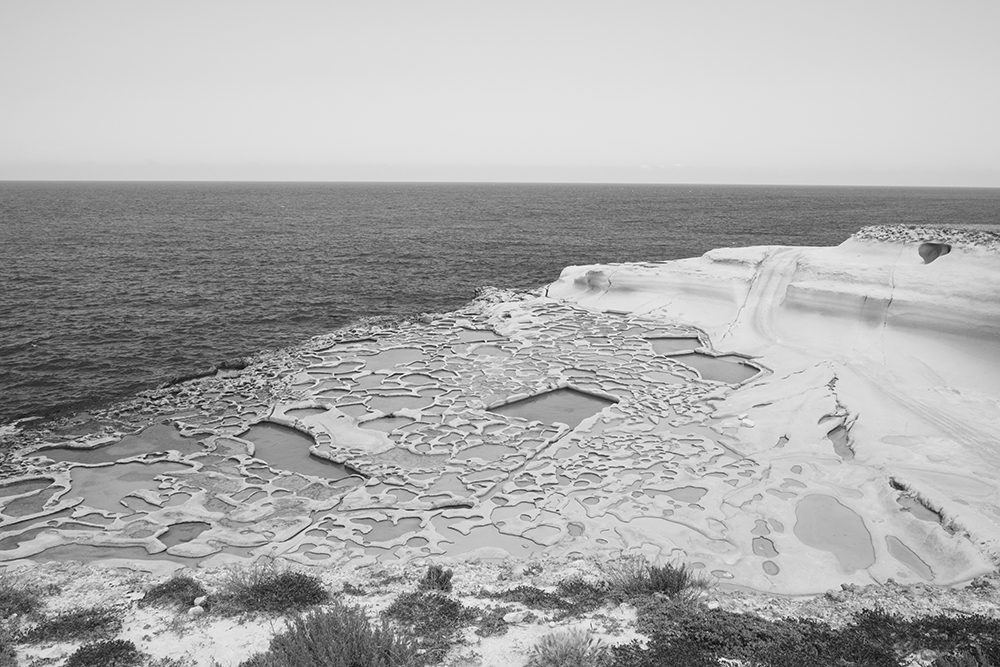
794;494;875;571
670;353;760;384
647;337;702;354
489;388;615;429
885;535;933;580
0;479;52;497
241;423;356;480
361;348;424;372
39;424;203;465
68;461;191;513
159;522;212;549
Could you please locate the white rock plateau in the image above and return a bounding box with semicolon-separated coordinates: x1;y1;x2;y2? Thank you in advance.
548;225;1000;590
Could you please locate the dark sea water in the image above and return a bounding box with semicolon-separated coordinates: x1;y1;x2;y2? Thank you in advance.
1;182;998;425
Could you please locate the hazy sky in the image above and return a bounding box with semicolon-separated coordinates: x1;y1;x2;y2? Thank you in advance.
2;1;998;185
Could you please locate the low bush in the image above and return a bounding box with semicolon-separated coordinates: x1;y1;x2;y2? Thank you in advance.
484;578;608;620
615;597;1000;667
604;558;707;601
216;563;328;614
526;628;611;667
21;607;120;643
418;565;453;593
240;601;417;667
475;605;512;637
384;591;474;665
0;570;41;618
141;574;207;609
65;639;143;667
0;637;15;667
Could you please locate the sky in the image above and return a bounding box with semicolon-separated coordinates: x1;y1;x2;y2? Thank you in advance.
1;1;998;186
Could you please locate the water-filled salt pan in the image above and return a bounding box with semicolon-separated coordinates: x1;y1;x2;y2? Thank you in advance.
489;388;615;429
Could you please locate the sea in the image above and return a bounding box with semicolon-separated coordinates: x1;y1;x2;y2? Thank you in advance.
2;181;998;427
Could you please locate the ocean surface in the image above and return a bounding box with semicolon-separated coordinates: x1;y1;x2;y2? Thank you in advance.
2;182;998;425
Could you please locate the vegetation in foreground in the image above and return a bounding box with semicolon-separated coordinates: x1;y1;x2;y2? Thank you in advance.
4;560;999;667
20;606;121;644
240;601;418;667
140;574;207;609
65;639;143;667
0;570;42;619
214;562;329;614
527;627;612;667
611;596;1000;667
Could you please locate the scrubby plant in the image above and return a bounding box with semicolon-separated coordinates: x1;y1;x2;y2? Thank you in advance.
418;565;453;593
613;597;1000;667
239;601;417;667
484;578;609;620
475;605;512;637
65;639;143;667
216;562;328;613
21;606;121;643
384;591;474;665
141;574;207;609
526;628;611;667
0;569;41;618
343;582;366;596
0;637;15;667
604;558;707;601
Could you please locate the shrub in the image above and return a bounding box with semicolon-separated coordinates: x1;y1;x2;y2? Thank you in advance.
240;601;417;667
0;637;14;667
21;607;120;643
216;563;328;613
141;574;207;609
484;578;608;620
617;597;899;667
526;628;611;667
65;639;142;667
384;591;474;665
475;605;512;637
343;582;366;596
0;570;41;618
418;565;453;593
604;558;706;601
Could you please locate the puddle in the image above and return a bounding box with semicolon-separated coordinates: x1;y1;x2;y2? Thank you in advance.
368;448;449;470
284;408;328;419
827;426;853;459
664;486;708;503
471;345;511;359
361;348;424;372
368;395;434;413
896;496;940;523
39;424;202;464
241;423;356;480
489;388;615;429
885;535;933;580
0;479;52;497
353;517;422;543
437;522;544;557
361;417;415;433
453;329;501;343
752;536;778;557
30;544;198;565
762;561;780;575
68;462;190;513
1;488;59;518
670;353;760;384
454;444;517;462
159;522;211;549
646;337;702;354
794;494;875;571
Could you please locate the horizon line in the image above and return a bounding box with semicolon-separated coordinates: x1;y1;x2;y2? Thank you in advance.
2;178;998;190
